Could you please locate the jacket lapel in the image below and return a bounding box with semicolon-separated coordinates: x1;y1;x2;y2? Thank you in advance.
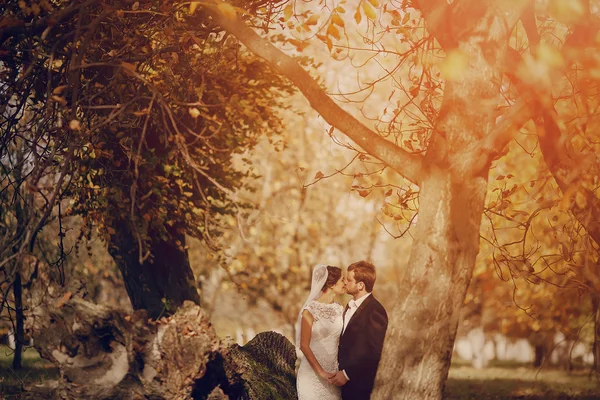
343;295;373;336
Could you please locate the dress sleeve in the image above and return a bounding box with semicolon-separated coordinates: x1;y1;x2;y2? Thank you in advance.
305;301;320;321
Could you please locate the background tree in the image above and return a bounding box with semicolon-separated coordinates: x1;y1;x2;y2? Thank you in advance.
204;0;600;398
0;0;293;318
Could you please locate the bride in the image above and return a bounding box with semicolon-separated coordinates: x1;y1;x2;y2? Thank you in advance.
296;264;346;400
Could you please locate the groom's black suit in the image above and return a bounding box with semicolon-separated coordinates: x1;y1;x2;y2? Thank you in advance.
338;294;388;400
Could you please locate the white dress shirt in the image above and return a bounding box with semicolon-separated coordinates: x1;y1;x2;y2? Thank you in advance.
341;292;371;381
342;292;371;333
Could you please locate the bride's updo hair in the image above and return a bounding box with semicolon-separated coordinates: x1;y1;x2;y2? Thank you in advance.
321;266;342;291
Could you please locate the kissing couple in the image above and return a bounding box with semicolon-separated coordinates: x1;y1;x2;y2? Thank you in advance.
295;261;388;400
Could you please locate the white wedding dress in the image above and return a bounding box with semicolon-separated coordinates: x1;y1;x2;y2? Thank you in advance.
296;300;344;400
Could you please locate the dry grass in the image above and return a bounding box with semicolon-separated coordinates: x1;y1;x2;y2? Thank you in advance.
2;346;600;399
0;346;58;399
445;359;600;399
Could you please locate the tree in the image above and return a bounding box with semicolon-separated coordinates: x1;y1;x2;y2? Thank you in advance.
1;0;293;318
203;0;600;398
216;98;390;327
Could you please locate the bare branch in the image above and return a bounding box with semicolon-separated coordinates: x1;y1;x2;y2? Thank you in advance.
205;7;424;185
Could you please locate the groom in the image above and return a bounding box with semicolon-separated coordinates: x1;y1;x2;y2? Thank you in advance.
329;260;388;400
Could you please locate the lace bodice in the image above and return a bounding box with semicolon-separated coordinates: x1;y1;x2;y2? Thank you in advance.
297;301;343;400
306;300;343;322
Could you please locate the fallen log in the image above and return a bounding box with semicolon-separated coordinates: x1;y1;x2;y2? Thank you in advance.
23;299;297;399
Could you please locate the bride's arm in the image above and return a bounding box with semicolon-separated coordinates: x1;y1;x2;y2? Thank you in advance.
300;310;335;380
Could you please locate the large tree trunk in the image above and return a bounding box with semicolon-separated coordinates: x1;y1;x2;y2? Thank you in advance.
372;3;516;397
373;164;489;398
108;219;200;319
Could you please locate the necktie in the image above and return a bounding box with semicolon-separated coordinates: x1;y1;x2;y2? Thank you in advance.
343;300;356;319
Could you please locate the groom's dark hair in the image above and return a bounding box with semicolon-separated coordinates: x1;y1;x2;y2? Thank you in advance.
348;260;376;292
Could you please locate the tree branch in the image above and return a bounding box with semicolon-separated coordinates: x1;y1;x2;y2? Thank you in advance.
204;7;424;185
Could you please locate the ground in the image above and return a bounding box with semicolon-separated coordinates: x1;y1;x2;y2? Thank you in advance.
1;346;600;399
445;359;600;399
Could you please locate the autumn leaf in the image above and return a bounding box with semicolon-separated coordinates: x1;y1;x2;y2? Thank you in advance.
283;4;293;21
332;13;345;27
56;291;72;309
288;38;309;51
327;24;341;40
354;8;362;24
306;14;319;26
314;171;325;179
69;119;81;130
402;12;410;25
357;189;370;197
362;1;376;21
189;107;201;118
385;189;392;197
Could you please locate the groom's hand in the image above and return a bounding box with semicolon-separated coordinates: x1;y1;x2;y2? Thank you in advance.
328;371;348;386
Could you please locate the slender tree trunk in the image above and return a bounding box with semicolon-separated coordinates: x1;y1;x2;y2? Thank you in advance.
12;272;24;370
533;344;545;368
593;293;600;378
108;219;200;319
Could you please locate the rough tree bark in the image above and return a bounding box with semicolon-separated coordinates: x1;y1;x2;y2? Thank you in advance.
205;1;523;398
24;299;297;399
107;219;200;319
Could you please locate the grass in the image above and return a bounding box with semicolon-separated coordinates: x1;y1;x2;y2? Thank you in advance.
445;359;600;399
1;345;600;399
0;345;58;399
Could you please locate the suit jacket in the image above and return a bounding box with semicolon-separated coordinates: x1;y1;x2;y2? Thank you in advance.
338;294;388;400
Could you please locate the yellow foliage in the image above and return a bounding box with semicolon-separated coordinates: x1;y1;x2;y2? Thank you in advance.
305;14;319;26
536;43;564;69
362;1;376;21
69;119;81;130
327;23;341;40
283;4;293;21
548;0;585;25
354;8;362;24
332;13;345;27
439;50;469;81
188;107;201;118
